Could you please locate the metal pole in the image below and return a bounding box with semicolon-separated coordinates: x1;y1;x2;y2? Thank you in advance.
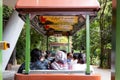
0;0;3;79
25;14;30;74
116;0;120;79
68;36;70;52
85;15;90;75
47;36;49;51
111;0;116;79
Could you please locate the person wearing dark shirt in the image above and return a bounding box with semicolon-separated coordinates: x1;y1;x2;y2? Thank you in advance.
77;53;86;64
17;48;49;73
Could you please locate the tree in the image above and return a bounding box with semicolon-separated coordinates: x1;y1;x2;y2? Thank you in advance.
98;0;112;68
16;26;47;64
72;28;86;52
16;27;26;64
3;5;13;26
90;20;101;65
30;28;46;50
72;0;112;68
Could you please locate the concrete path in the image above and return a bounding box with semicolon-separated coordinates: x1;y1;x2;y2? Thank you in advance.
94;66;111;80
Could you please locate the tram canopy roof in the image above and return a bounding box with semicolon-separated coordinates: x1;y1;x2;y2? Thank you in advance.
15;0;100;36
15;0;100;14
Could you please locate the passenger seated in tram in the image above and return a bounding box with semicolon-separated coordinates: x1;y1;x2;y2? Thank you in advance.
45;50;53;62
71;53;78;64
60;50;67;54
17;48;49;73
51;50;68;70
77;53;86;64
67;53;79;70
71;53;94;73
67;52;73;63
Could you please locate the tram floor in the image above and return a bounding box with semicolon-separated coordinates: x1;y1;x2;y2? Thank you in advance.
3;65;111;80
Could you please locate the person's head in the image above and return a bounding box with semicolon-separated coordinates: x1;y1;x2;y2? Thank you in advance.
60;50;67;53
67;53;73;59
45;50;51;59
30;48;42;62
55;50;67;64
73;54;78;60
77;53;86;64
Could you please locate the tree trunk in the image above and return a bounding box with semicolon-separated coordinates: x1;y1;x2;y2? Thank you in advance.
99;0;108;68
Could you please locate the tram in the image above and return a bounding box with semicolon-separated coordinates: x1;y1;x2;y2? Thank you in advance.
14;0;100;80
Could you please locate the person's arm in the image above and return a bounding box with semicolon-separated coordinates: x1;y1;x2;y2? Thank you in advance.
51;62;61;70
17;63;25;73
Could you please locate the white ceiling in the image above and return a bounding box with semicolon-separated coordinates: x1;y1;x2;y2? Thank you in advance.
3;0;17;8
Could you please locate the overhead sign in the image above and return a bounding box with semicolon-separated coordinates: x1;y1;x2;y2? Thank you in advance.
50;42;68;46
39;16;78;25
45;25;73;31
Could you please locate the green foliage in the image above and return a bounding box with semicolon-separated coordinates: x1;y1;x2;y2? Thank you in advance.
3;5;13;19
3;5;13;27
49;36;57;43
91;0;112;67
72;0;112;68
16;25;47;64
49;36;69;51
72;28;86;52
72;20;101;65
98;0;112;68
16;27;25;64
30;28;46;50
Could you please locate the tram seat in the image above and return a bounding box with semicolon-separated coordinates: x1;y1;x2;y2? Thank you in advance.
15;70;101;80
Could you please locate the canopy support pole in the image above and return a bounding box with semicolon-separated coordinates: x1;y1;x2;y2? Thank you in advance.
85;15;90;75
0;0;3;79
116;0;120;79
25;14;30;74
47;36;49;51
68;36;70;52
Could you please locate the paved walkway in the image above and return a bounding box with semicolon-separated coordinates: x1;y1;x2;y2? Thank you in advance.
3;65;111;80
94;66;111;80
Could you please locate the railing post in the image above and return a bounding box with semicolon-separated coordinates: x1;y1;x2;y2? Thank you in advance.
25;14;30;74
68;36;70;52
47;36;49;51
116;0;120;79
0;0;3;79
85;15;90;75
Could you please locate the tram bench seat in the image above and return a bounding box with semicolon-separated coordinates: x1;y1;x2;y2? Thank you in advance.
15;70;101;80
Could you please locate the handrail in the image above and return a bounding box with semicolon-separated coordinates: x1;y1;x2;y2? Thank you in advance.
23;70;94;74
